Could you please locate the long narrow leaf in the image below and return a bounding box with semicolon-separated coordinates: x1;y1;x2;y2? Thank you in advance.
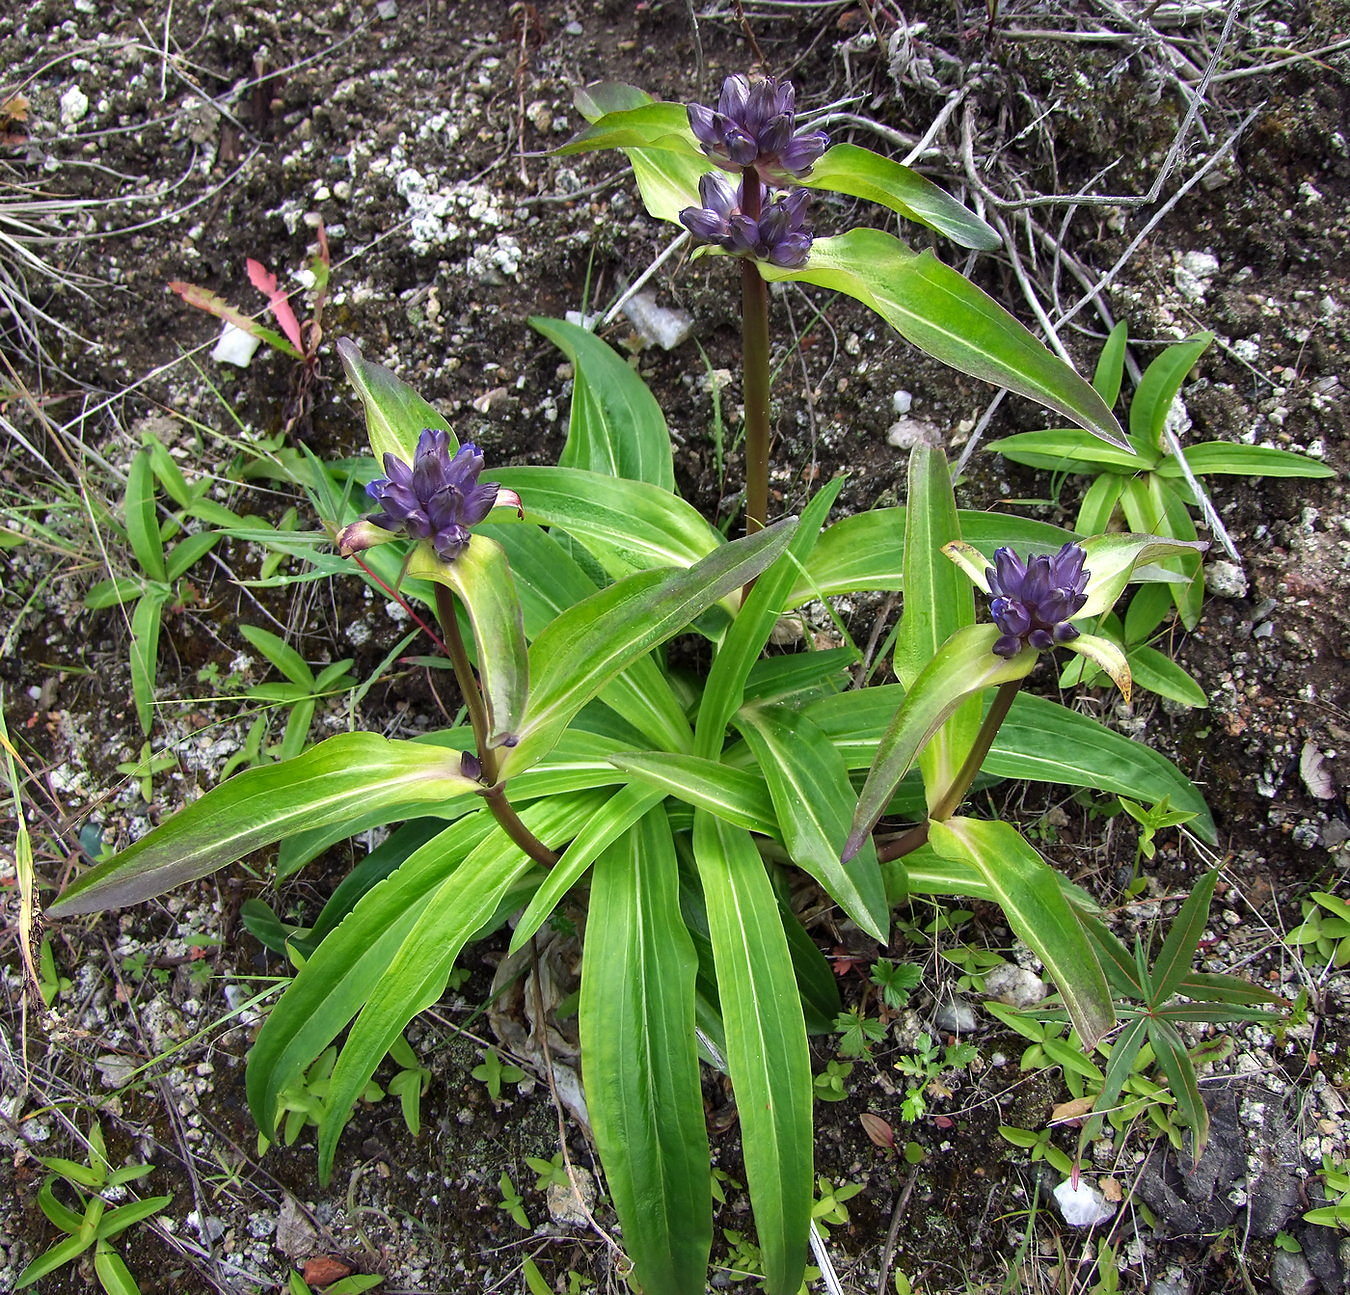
410;537;528;748
124;449;167;582
47;734;481;916
692;811;812;1295
738;707;888;941
844;625;1035;860
895;446;979;809
499;520;796;780
337;338;454;465
129;591;165;737
800;143;1000;250
490;465;723;578
533;316;675;491
929;818;1113;1046
509;782;667;951
696;479;841;756
579;810;712;1295
315;794;603;1180
609;751;777;835
760;229;1124;447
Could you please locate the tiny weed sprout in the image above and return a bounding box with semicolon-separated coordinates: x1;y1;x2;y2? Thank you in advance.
46;68;1291;1295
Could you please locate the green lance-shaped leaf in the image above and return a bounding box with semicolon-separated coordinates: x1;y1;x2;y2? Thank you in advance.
408;537;528;748
569;85;708;224
129;589;166;737
46;734;481;916
314;794;600;1181
480;522;692;754
1092;319;1129;406
799;142;1000;250
579;810;712;1295
1130;332;1212;453
1117;480;1203;628
894;446;979;811
490;465;724;580
124;448;167;583
696;477;842;757
498;519;797;781
692;810;813;1295
337;337;455;467
983;692;1215;842
737;707;889;942
928;817;1114;1046
247;811;500;1136
1158;442;1336;480
985;427;1153;474
844;625;1036;861
532;315;676;492
786;507;1075;605
509;781;667;952
609;751;778;835
758;228;1124;448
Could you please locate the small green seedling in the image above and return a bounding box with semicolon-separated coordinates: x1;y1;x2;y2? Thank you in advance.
238;624;358;764
870;959;922;1010
526;1152;571;1192
1286;892;1350;968
809;1176;863;1241
496;1171;530;1228
894;1033;977;1123
1304;1154;1350;1230
813;1059;854;1103
17;1121;172;1293
114;742;177;804
36;935;72;1007
472;1047;526;1104
832;1007;887;1060
997;1123;1076;1177
1117;795;1201;890
85;441;225;743
992;871;1282;1158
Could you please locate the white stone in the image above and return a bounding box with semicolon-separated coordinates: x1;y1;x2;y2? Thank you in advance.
892;389;913;414
1204;560;1248;599
211;323;261;367
885;416;941;450
1053;1178;1115;1227
60;85;89;128
983;962;1047;1010
623;291;694;350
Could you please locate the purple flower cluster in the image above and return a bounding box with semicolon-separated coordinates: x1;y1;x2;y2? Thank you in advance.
987;543;1090;658
680;173;813;268
686;73;829;183
364;429;502;563
680;73;828;267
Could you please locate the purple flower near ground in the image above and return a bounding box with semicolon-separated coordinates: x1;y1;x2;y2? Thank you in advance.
986;542;1090;657
687;73;829;182
363;430;501;563
679;172;814;267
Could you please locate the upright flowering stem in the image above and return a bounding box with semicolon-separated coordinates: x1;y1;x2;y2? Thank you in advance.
433;584;559;869
740;168;772;536
876;680;1023;863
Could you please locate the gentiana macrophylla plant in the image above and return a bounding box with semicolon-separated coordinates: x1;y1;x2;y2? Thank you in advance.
47;71;1263;1295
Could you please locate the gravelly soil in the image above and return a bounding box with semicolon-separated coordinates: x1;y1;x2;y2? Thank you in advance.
2;1;1348;1292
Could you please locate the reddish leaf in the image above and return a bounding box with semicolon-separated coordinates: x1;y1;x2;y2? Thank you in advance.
860;1112;895;1150
302;1256;353;1287
247;258;305;354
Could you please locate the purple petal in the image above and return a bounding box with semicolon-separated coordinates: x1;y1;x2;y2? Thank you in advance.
687;102;719;148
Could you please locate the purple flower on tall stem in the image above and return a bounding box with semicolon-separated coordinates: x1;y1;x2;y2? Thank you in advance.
340;429;518;564
687;73;829;183
987;542;1090;657
680;172;814;267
